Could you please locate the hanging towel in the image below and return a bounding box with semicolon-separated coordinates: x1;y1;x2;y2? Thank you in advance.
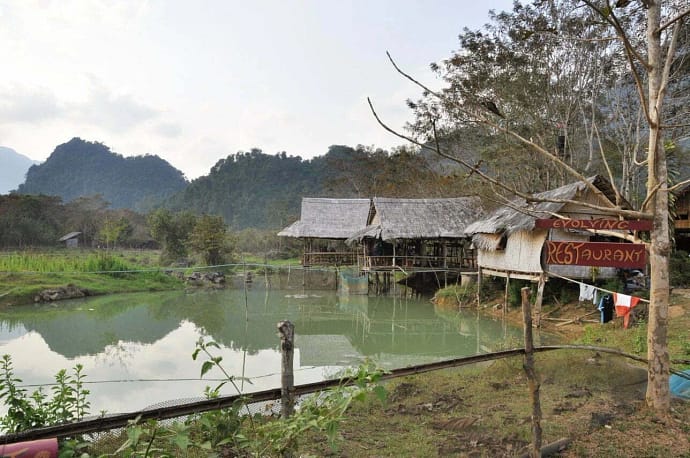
614;293;641;329
579;283;596;302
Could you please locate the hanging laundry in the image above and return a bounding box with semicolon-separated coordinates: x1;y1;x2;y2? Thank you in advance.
613;293;641;329
579;283;596;303
598;294;614;323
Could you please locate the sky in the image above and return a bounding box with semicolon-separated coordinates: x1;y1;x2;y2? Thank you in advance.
0;0;513;180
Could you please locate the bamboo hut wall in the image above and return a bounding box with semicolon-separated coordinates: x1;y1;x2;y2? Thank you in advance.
477;229;547;276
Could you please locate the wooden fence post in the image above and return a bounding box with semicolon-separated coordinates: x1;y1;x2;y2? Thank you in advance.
521;287;542;457
278;320;295;419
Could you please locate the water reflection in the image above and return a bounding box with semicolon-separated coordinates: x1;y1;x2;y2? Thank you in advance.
0;284;525;414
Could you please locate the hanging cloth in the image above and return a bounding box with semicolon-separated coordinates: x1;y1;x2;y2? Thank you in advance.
598;294;614;323
579;283;596;303
614;293;641;329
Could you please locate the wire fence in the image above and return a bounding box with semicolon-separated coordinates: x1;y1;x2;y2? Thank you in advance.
2;343;688;455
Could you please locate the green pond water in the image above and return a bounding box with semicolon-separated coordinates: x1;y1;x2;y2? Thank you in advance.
0;283;531;414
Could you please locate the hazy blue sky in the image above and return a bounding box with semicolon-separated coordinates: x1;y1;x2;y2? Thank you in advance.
0;0;512;179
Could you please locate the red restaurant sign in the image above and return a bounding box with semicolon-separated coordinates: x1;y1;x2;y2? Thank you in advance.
544;241;646;268
535;218;652;231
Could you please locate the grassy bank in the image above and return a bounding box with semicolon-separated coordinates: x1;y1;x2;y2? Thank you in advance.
0;250;184;307
296;289;690;457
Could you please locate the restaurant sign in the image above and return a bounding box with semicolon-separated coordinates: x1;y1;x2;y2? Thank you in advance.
544;241;646;268
535;218;652;231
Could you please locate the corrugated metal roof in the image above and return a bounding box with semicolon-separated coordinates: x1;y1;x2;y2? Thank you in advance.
58;231;82;242
277;198;371;239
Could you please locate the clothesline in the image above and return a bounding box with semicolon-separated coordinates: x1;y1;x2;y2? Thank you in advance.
545;271;650;304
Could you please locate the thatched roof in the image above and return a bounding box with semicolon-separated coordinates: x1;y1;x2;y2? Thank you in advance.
464;175;623;239
277;198;371;239
349;197;484;242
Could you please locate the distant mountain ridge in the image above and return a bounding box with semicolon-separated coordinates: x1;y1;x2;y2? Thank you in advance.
18;138;188;211
15;140;474;228
0;146;37;194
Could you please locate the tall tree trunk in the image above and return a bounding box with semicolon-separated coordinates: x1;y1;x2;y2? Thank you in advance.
645;0;671;412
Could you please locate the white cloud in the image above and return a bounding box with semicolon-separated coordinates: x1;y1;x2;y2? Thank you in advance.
72;79;158;133
0;85;62;123
0;0;514;179
154;122;182;138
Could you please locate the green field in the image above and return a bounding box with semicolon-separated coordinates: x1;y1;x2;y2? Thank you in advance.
0;250;182;307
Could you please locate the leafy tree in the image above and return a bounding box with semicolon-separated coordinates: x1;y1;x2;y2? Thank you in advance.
98;216;133;250
0;194;64;248
188;214;234;266
147;209;197;264
373;0;686;413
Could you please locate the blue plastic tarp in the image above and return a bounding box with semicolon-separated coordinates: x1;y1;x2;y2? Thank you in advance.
670;370;690;399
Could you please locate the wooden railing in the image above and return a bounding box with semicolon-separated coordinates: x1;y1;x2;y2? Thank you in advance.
302;252;357;266
358;255;476;270
675;219;690;230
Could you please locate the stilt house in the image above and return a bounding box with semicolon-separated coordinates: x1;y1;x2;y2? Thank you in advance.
348;197;485;271
278;198;371;266
672;183;690;251
464;175;632;282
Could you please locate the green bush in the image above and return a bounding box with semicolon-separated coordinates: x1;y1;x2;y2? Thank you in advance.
670;250;690;287
0;355;90;432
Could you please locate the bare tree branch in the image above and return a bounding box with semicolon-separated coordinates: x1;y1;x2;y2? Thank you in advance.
581;0;652;123
593;123;624;206
367;97;650;220
385;51;617;211
668;178;690;192
657;7;690;33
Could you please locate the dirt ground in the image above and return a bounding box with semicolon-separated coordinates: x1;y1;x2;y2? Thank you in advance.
301;291;690;457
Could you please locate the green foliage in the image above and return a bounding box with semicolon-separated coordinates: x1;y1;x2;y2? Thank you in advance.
670;250;690;287
434;283;478;305
166;148;315;230
166;145;471;230
98;217;133;250
236;227;302;259
84;340;388;457
0;194;64;248
507;279;532;307
187;214;234;266
0;355;90;432
147;209;197;264
0;252;131;275
108;417;191;458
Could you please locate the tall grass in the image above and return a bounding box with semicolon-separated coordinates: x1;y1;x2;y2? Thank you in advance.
0;252;133;273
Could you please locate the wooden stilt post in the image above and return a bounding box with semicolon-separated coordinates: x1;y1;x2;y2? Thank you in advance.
504;272;511;316
477;267;482;306
278;321;295;419
535;273;546;328
521;287;542;458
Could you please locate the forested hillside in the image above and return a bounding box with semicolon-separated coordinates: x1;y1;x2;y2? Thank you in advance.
8;139;476;231
166;148;321;230
18;138;188;212
166;144;475;229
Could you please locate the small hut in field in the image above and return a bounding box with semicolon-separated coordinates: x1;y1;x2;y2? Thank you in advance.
278;198;371;266
59;231;82;249
348;197;485;271
464;175;632;283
